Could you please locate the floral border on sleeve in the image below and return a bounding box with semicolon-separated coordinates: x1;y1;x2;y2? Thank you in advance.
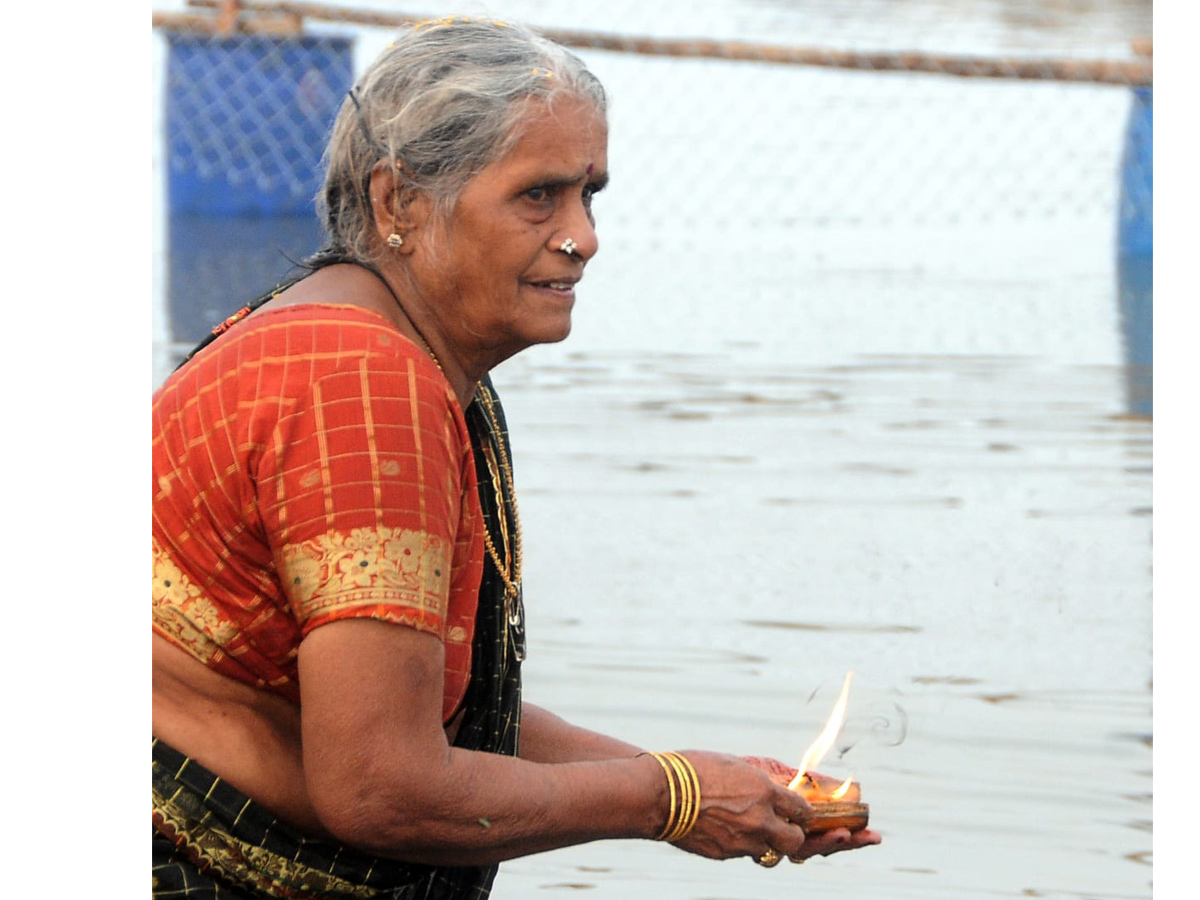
279;526;452;633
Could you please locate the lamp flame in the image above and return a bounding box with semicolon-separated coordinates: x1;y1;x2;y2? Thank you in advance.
787;671;854;791
830;776;854;800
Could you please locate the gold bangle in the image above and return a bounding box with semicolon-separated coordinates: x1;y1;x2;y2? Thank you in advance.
647;752;701;843
660;754;690;842
661;753;690;842
664;753;701;842
644;752;679;841
673;753;702;841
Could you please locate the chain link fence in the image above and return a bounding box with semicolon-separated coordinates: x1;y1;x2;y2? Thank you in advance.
151;0;1152;409
165;31;353;210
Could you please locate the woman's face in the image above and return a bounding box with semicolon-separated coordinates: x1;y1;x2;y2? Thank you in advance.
409;95;609;370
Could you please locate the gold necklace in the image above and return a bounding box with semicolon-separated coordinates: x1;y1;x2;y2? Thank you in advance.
477;386;522;601
410;342;525;654
364;264;523;638
402;332;521;599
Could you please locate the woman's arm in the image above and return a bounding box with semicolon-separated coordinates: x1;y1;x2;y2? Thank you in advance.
297;618;811;867
518;702;644;763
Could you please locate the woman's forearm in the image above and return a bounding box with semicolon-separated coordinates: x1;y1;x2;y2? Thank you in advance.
518;702;645;763
323;743;669;865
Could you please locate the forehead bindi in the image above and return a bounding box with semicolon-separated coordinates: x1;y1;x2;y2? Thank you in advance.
497;148;604;196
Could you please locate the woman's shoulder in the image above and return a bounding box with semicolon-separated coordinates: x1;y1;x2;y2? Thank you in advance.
160;301;448;412
252;303;443;382
214;302;430;368
245;300;395;333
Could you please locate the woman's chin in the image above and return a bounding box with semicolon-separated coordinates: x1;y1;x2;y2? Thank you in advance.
543;320;573;345
525;312;574;347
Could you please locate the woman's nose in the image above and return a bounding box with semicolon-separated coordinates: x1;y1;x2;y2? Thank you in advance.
555;202;599;261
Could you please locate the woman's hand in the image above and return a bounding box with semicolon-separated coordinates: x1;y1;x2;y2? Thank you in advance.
741;755;798;785
787;825;882;862
669;753;881;863
663;751;809;861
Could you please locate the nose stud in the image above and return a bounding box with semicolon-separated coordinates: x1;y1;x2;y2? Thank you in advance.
559;238;578;256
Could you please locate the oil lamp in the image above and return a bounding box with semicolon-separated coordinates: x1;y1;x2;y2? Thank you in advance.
787;671;870;832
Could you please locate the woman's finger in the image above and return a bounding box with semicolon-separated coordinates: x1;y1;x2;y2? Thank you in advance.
771;783;813;825
791;827;882;860
762;815;807;859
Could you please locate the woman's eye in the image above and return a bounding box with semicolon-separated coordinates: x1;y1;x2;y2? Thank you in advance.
524;187;551;203
582;182;604;207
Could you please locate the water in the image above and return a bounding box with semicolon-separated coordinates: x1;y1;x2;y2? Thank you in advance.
151;1;1153;897
493;352;1150;898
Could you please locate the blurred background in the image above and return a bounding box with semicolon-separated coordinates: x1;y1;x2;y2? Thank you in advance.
150;2;1153;898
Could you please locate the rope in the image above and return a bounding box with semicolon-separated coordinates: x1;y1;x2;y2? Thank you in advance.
152;1;1153;87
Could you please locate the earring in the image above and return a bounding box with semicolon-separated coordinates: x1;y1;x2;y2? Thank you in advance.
387;160;406;248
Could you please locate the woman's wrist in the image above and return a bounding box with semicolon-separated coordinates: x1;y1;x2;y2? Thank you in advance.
636;751;700;843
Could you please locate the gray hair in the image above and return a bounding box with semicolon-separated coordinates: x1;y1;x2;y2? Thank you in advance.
318;17;608;263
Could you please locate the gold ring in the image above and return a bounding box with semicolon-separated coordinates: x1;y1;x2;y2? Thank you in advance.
755;848;782;868
788;854;807;865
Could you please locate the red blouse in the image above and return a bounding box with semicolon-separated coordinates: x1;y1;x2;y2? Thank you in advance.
152;304;484;722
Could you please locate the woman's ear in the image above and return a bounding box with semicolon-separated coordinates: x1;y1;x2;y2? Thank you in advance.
368;163;430;254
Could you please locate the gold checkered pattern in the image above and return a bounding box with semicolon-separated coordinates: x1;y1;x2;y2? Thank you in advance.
153;303;485;718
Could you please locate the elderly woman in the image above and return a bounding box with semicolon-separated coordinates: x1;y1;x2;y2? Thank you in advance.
152;17;879;899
